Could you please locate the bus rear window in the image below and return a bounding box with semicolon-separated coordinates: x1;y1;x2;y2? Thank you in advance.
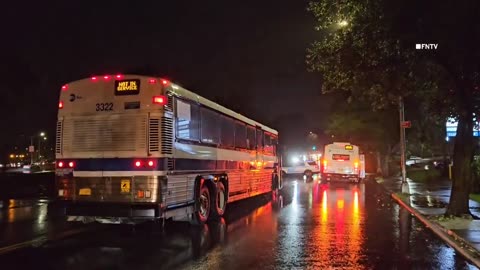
332;154;350;161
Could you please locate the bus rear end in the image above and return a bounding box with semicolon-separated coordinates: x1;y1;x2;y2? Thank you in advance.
321;142;361;183
55;75;172;224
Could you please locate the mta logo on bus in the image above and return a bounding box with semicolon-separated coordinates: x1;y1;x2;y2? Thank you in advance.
115;79;140;96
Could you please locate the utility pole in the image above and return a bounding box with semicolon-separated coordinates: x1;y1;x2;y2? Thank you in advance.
399;96;407;183
30;136;34;165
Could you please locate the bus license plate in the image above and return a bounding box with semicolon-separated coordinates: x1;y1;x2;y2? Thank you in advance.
79;188;91;196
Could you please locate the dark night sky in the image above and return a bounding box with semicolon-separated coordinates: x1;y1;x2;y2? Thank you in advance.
1;0;332;157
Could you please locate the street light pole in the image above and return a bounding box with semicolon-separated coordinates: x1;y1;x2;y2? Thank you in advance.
399;96;407;183
30;136;34;165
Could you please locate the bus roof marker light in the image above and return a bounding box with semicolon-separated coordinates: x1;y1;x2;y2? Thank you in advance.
61;84;68;91
91;76;98;81
59;101;64;109
104;75;110;80
115;74;123;79
148;78;157;84
161;79;168;85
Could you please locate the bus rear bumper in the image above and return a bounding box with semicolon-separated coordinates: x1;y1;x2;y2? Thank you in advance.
321;173;359;182
61;201;163;223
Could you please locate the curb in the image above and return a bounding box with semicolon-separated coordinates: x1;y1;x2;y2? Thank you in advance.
373;177;480;268
390;193;480;268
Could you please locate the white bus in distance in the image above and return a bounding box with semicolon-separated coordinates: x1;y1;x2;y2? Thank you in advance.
55;74;281;225
321;142;365;183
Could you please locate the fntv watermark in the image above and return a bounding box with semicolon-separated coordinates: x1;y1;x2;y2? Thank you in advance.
416;44;438;50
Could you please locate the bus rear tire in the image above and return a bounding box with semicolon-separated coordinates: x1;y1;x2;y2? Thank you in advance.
304;170;313;181
211;181;227;219
193;183;211;225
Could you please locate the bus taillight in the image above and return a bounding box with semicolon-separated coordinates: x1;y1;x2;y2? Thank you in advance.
57;161;64;168
68;161;75;168
148;160;155;167
153;96;167;105
135;161;142;168
59;101;64;109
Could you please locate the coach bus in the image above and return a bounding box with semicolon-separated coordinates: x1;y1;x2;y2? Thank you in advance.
55;74;280;224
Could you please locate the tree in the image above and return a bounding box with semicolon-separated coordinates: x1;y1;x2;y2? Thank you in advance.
307;0;480;216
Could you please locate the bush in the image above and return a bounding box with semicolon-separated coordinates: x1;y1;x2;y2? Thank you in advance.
407;169;441;182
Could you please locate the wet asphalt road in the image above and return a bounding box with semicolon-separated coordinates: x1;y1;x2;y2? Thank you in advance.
0;175;477;269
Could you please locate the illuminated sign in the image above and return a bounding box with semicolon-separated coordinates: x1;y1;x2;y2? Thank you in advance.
446;118;480;138
345;145;353;150
114;79;140;95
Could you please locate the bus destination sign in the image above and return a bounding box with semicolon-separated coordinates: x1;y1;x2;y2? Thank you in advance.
345;145;353;150
114;79;140;96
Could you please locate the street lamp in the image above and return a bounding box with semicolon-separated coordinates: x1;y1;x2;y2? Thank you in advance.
338;20;348;27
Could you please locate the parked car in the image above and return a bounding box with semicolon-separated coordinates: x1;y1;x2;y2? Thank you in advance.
282;160;320;178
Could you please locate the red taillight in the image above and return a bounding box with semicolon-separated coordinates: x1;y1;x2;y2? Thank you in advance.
68;161;75;168
91;76;97;81
115;74;123;79
62;84;68;91
59;101;64;109
161;79;168;85
135;161;142;167
58;161;64;168
148;78;156;84
153;96;166;105
104;75;110;80
148;160;154;167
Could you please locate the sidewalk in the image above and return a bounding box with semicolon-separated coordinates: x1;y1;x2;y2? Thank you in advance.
378;176;480;262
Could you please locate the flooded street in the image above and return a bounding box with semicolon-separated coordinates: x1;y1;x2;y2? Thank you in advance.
0;177;476;269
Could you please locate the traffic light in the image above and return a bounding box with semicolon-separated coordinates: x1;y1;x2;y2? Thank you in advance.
312;146;317;151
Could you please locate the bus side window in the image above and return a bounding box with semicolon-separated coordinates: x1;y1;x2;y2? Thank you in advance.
247;126;256;150
200;107;220;144
256;129;263;152
271;135;278;156
235;122;247;149
264;133;271;155
220;116;235;148
176;99;200;141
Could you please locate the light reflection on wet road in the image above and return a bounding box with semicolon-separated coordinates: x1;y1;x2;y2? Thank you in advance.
0;178;477;269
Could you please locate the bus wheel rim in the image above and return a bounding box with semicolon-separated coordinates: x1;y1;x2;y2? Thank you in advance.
217;189;225;210
199;192;209;218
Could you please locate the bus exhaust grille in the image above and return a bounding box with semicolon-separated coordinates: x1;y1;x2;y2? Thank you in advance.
55;121;63;154
166;158;174;170
165;93;174;112
161;117;173;155
149;118;160;153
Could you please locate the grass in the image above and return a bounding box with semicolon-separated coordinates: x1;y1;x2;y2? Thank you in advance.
470;193;480;203
407;169;441;183
394;192;411;203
